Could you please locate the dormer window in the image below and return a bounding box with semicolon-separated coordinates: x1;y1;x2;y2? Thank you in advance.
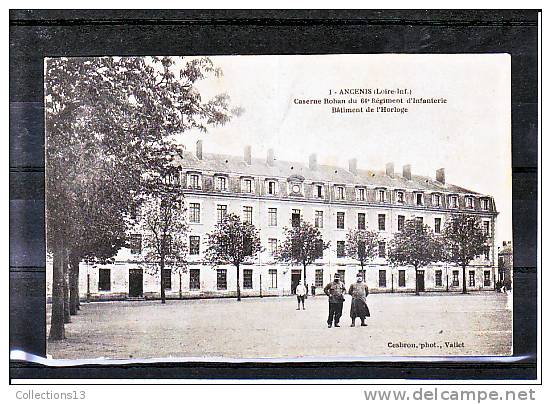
314;183;324;198
187;172;201;189
242;178;254;193
432;193;441;207
377;189;386;203
215;175;228;191
449;195;459;208
266;180;278;196
465;196;474;209
415;192;424;206
481;198;490;211
356;187;366;201
335;186;345;200
396;190;405;204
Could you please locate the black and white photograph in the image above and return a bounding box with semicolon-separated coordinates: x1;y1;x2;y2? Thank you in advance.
41;54;514;361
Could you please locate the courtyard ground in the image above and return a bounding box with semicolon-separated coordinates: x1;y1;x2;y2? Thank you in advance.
47;292;512;360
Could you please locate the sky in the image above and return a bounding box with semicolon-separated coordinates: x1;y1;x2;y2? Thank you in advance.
176;54;512;244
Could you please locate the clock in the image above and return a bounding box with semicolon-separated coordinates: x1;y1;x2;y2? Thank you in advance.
292;184;301;194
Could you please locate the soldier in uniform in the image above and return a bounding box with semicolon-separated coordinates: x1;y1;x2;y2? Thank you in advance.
323;273;346;328
348;273;370;327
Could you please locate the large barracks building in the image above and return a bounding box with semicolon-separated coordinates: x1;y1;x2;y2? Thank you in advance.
47;140;499;300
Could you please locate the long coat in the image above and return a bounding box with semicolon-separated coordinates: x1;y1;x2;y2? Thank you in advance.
348;282;370;319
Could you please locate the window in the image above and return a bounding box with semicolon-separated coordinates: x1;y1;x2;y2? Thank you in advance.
315;184;324;198
356;187;366;201
338;270;346;284
378;214;386;231
314;210;324;228
315;269;324;288
162;268;172;290
396;191;404;203
483;221;490;237
242;178;254;193
189;203;200;223
243;269;253;289
268;238;278;256
449;195;458;208
163;235;172;255
481;198;490;211
484;271;491;287
215;175;227;191
397;215;405;231
337;241;346;258
243;206;253;223
129;233;142;254
469;271;475;287
267;180;277;195
337;212;345;229
357;213;366;230
315;239;325;259
415;193;424;206
269;269;278;288
189;269;200;290
379;270;387;288
484;246;490;260
268;208;277;226
435;270;442;287
378;241;386;258
415;216;424;226
291;209;301;227
378;189;386;202
188;173;201;189
398;270;406;287
189;236;200;255
432;194;441;207
466;196;474;209
335;186;345;200
98;268;111;291
217;269;227;290
434;218;442;234
217;204;227;223
452;270;459;287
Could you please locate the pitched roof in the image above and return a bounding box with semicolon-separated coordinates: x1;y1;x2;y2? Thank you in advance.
176;151;482;195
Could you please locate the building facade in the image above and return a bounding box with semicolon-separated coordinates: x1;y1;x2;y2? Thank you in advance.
47;141;499;300
497;241;513;290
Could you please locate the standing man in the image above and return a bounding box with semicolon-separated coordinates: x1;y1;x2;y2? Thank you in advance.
348;273;370;327
295;280;307;310
323;273;346;328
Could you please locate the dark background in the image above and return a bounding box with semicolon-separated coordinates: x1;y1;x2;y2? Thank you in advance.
9;9;539;380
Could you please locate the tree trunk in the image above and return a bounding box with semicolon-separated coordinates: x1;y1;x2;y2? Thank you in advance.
49;242;65;341
179;272;182;299
236;264;241;301
69;253;80;315
160;255;166;304
415;265;419;296
63;250;71;323
462;264;467;294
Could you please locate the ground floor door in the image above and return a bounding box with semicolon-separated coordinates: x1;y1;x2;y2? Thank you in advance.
129;268;143;297
416;270;425;292
291;270;302;294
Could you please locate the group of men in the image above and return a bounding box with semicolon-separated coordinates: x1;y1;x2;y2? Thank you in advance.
295;273;370;328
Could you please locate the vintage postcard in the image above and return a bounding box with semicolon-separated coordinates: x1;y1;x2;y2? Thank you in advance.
44;54;512;361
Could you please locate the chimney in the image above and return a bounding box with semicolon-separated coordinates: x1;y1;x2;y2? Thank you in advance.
267;148;275;166
386;162;395;178
244;145;252;165
436;168;445;184
196;140;203;160
348;158;357;175
403;164;411;180
309;154;318;170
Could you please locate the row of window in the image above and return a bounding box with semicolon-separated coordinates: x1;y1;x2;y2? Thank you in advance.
186;173;491;210
96;267;493;292
188;203;492;236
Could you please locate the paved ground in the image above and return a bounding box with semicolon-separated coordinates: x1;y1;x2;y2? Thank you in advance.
47;292;512;360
